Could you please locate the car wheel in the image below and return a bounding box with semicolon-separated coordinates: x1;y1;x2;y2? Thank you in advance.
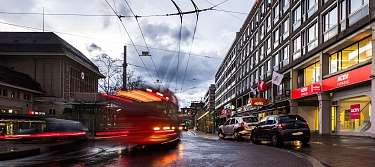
271;135;282;147
233;131;241;141
218;130;225;139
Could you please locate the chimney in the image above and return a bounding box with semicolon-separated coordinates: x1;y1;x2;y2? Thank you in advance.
122;45;127;90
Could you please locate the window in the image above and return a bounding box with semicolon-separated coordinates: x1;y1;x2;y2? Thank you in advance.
282;0;289;13
349;0;369;25
267;59;272;76
274;3;280;23
283;45;289;66
323;7;338;41
273;28;279;48
307;23;318;51
298;61;320;87
282;18;289;40
260;45;264;60
260;65;265;79
266;15;271;32
293;35;302;60
255;50;259;64
266;37;272;55
274;53;280;71
260;24;265;40
350;0;369;14
307;0;317;17
329;37;372;73
255;31;259;46
293;5;302;30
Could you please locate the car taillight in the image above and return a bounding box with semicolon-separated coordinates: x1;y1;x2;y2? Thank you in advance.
277;123;286;129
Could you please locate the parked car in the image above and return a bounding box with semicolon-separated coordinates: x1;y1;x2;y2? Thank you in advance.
250;114;310;146
218;116;258;140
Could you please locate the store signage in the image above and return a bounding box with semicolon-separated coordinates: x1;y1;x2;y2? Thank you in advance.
291;82;321;99
219;109;231;118
248;98;268;106
350;104;360;119
257;81;268;93
322;64;371;91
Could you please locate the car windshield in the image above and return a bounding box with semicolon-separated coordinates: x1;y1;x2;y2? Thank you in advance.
242;117;258;123
279;115;306;123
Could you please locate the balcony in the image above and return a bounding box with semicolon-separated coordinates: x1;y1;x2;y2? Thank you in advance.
349;4;369;26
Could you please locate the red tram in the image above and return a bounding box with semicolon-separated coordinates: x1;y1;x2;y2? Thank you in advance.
95;87;181;145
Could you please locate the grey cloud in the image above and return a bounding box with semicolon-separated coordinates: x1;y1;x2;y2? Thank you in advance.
87;43;102;52
141;21;193;43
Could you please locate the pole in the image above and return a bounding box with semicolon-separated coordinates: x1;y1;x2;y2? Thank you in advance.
42;8;45;32
123;45;127;90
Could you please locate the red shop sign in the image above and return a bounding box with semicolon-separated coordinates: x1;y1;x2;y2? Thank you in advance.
248;97;269;106
350;104;360;119
291;82;321;100
322;64;371;91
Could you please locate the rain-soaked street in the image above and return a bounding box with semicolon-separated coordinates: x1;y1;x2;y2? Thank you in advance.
0;132;316;167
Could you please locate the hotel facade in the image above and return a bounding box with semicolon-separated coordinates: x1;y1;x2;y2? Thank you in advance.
215;0;375;137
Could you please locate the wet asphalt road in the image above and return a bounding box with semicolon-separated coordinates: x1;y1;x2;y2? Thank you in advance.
0;132;315;167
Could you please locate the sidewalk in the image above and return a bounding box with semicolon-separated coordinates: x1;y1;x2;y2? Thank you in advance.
193;131;375;167
0;140;82;160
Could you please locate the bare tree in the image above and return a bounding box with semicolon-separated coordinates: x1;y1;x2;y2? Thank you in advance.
92;54;144;94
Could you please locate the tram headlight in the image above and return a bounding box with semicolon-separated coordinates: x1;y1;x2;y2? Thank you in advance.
178;126;183;130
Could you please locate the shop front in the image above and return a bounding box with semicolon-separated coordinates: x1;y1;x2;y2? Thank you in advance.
322;64;372;136
291;60;321;132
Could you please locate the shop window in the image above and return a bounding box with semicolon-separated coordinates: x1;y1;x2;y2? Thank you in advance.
329;53;339;73
341;43;358;69
329;36;372;74
339;96;371;133
298;61;320;87
358;37;372;63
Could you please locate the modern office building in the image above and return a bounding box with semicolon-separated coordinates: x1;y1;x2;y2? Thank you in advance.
215;0;375;137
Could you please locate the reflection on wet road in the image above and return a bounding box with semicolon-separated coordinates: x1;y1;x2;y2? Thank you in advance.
0;132;315;167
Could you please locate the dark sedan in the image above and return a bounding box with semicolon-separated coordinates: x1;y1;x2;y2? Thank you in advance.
250;115;310;146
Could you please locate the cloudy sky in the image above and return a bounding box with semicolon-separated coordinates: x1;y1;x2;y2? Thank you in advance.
0;0;254;107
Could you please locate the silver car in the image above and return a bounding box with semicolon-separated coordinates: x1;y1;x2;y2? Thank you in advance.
218;116;259;140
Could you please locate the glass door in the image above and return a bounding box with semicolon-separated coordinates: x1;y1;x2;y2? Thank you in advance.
331;106;337;133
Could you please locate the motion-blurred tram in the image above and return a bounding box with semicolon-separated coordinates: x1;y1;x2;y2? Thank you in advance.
96;87;181;145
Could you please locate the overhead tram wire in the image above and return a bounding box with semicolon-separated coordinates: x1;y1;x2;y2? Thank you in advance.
103;0;157;85
0;20;223;61
203;0;243;21
170;0;183;91
180;0;199;92
121;0;161;85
